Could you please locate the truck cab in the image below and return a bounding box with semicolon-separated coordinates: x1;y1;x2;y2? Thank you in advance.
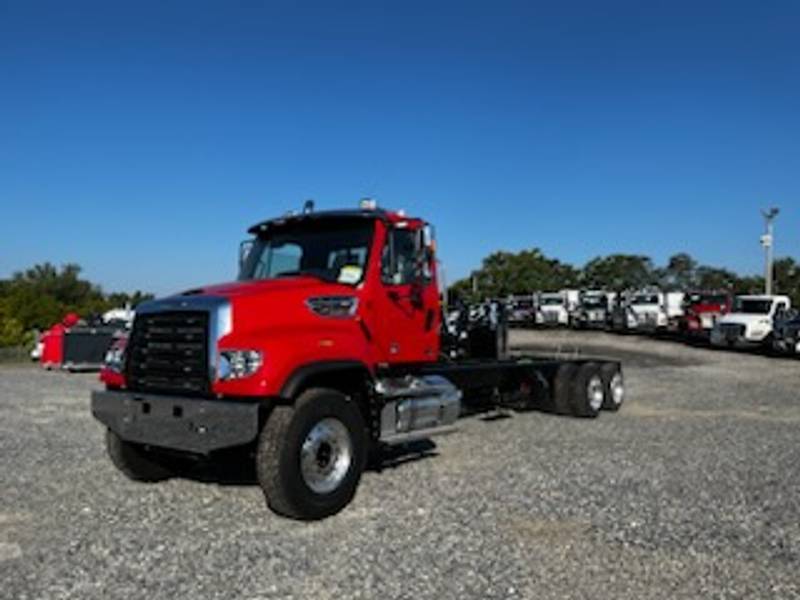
679;292;732;340
536;292;569;326
573;290;611;329
507;294;536;327
772;309;800;355
629;290;685;333
710;294;792;348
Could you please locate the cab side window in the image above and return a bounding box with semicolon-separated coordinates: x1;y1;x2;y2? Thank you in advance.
382;229;421;285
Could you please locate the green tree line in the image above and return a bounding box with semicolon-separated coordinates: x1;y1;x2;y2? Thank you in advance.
0;263;153;347
449;250;800;306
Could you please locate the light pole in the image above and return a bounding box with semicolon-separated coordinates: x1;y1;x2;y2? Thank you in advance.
760;207;779;295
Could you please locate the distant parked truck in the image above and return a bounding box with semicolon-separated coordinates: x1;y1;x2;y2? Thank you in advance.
678;292;732;340
572;290;613;329
38;310;131;371
506;294;537;327
771;310;800;356
535;291;570;327
609;291;636;332
628;290;685;333
710;295;792;348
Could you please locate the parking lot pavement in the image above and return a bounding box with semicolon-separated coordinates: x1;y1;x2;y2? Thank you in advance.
1;331;799;599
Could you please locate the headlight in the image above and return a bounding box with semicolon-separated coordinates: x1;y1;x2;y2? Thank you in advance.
104;340;127;373
218;349;263;380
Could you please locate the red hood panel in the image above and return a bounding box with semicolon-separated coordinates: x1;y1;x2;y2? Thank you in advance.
183;277;340;298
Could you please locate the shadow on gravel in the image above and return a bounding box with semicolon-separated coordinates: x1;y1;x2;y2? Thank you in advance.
167;439;439;486
371;439;439;472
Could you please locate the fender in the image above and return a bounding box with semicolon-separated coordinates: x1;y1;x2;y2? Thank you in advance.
280;360;374;400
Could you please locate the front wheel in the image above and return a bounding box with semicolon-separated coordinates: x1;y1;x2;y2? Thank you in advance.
256;388;367;520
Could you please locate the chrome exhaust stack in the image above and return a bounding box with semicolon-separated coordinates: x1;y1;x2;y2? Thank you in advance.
376;375;462;445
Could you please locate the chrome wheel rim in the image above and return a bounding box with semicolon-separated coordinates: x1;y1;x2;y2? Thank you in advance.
610;373;625;406
587;375;605;412
300;418;353;494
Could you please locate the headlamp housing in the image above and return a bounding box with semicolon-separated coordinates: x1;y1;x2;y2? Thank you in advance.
218;349;263;380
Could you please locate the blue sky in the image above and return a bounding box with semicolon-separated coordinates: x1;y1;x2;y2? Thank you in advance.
1;0;799;295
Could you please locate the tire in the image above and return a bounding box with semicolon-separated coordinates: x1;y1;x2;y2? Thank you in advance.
569;363;604;418
256;388;367;520
105;429;172;482
599;363;624;411
552;363;577;415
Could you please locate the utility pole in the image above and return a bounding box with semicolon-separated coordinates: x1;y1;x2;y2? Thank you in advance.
760;207;779;295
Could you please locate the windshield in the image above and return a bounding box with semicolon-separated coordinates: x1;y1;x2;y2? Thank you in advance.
633;294;659;305
582;297;606;309
733;299;773;315
541;297;563;306
687;293;728;306
240;220;374;285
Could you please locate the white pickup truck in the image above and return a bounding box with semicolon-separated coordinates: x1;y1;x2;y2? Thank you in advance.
710;295;792;348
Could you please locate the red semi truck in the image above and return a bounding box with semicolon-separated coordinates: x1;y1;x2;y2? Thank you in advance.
678;292;732;341
92;204;625;520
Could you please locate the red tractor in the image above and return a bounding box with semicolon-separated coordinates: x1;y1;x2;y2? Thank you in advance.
92;203;625;520
679;291;733;341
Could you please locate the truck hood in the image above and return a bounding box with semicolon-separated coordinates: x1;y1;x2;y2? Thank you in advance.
181;277;338;299
687;303;726;315
161;276;361;340
717;313;771;327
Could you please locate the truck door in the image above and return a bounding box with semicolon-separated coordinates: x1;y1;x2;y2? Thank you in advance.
371;224;439;364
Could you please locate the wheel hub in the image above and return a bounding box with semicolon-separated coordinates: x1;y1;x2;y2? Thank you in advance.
300;418;353;494
610;373;625;406
587;376;604;412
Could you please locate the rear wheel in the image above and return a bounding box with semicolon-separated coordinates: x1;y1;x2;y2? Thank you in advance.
256;388;367;520
105;429;172;482
599;363;624;411
569;363;604;418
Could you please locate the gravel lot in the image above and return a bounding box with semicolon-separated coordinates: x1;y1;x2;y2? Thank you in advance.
1;330;799;599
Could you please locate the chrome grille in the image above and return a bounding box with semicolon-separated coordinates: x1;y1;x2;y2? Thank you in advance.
720;323;745;340
126;311;210;395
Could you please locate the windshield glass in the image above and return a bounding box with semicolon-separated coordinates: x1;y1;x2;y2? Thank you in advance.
240;220;374;284
513;299;534;309
733;299;773;315
582;297;606;309
541;297;563;306
633;294;659;305
687;293;728;306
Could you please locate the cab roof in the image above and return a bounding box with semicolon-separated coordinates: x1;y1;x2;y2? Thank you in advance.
248;208;422;235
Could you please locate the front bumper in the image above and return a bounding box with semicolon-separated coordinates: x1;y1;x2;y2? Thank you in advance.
710;332;764;348
91;390;261;455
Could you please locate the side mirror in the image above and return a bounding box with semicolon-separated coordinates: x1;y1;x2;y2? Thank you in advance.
239;239;254;274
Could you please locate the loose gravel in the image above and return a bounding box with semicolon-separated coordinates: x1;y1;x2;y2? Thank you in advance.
1;330;799;599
